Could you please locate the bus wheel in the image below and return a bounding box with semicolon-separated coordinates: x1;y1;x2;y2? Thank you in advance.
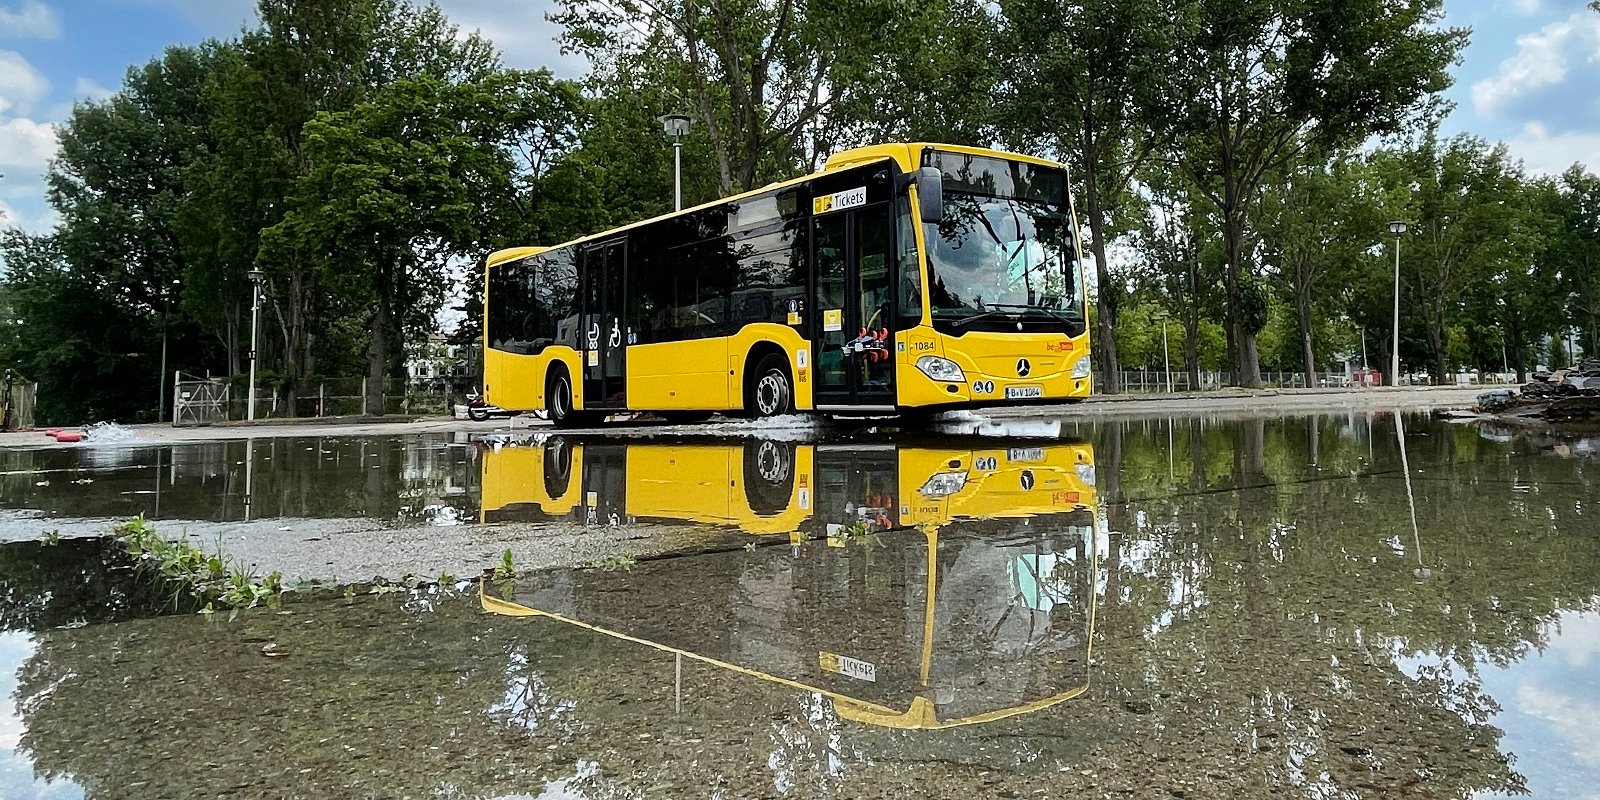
749;353;794;418
543;436;572;498
547;369;588;429
743;439;796;516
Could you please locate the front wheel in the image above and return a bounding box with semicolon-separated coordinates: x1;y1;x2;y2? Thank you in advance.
748;353;794;418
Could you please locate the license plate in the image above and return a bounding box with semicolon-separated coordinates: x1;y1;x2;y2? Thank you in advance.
1007;447;1044;463
1005;385;1043;400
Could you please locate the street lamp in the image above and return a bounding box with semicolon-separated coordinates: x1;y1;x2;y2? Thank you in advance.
1388;220;1407;387
659;114;691;211
157;277;180;420
247;269;264;422
1153;311;1173;393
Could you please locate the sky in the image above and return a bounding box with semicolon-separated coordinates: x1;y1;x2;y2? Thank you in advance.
0;0;1597;232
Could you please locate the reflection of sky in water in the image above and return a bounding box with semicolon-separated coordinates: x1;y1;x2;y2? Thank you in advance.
0;632;83;800
1402;610;1600;800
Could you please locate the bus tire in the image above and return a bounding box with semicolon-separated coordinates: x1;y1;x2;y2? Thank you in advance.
546;367;592;429
743;439;796;516
544;436;573;498
748;353;794;418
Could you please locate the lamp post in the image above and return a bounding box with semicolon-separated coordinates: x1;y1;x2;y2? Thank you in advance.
1154;311;1172;393
1388;221;1407;387
659;114;691;211
247;269;264;421
157;277;179;419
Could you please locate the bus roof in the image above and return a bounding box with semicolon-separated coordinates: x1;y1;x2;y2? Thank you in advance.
483;142;1068;269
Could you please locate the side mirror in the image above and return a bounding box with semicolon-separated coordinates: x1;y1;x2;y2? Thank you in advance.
916;166;943;225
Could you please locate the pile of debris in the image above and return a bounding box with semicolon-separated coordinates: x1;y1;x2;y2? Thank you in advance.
1474;360;1600;422
1522;360;1600;397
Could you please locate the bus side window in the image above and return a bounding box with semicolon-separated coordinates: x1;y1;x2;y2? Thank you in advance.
542;249;578;349
896;198;922;326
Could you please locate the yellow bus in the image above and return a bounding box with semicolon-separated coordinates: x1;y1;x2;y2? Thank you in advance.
482;143;1092;427
478;436;1098;729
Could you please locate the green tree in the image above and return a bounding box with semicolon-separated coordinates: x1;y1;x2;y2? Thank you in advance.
997;0;1182;393
1257;153;1389;382
1;44;226;424
1169;0;1466;387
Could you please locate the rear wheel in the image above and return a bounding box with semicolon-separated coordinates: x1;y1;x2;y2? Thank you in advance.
547;369;598;429
748;353;794;418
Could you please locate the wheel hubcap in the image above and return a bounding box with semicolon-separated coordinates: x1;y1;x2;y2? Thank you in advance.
755;441;790;484
756;371;789;416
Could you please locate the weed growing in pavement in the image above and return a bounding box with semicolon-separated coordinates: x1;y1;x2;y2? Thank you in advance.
580;552;637;572
114;514;283;613
492;549;517;582
39;529;60;546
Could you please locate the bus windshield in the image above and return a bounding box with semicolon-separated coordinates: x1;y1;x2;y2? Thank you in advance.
920;153;1084;332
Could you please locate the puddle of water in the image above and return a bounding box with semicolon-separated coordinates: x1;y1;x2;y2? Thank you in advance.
0;413;1596;797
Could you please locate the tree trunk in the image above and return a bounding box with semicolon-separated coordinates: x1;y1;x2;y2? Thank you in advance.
1296;283;1316;386
1426;318;1448;387
1221;171;1261;388
367;297;388;417
1081;128;1120;394
1184;317;1201;389
1514;343;1527;384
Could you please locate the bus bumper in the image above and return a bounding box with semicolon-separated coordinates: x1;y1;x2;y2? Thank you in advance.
897;335;1093;409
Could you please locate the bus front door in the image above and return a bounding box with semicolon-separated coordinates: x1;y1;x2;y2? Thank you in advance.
580;239;627;410
813;203;895;410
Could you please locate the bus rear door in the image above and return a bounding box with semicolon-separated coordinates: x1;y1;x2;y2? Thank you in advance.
580;239;627;410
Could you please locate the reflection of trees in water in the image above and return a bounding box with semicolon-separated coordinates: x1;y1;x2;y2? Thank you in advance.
10;415;1598;798
1085;414;1600;797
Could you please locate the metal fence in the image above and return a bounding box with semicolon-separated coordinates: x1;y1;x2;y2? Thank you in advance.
172;374;474;425
2;376;35;431
1098;369;1522;393
1098;370;1311;393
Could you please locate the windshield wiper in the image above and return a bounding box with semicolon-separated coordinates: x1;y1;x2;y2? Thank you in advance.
985;302;1082;324
944;304;1081;330
946;309;1012;329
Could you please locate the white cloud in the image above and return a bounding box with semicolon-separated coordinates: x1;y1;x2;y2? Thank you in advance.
1471;12;1600;123
0;47;47;116
1518;681;1600;767
1502;122;1600;175
0;113;54;168
74;76;113;102
1509;0;1543;15
0;1;60;40
434;0;587;77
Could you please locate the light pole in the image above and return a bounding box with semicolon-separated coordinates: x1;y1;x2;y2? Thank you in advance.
1154;311;1172;393
1388;221;1407;387
247;269;264;422
157;277;179;419
659;114;691;211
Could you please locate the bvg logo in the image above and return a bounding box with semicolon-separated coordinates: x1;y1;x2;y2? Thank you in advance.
1016;358;1031;377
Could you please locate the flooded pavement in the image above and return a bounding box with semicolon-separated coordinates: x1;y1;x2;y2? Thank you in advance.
0;411;1598;798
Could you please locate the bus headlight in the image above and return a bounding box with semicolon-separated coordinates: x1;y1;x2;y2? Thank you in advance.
916;356;965;383
1071;354;1091;379
1075;463;1096;487
919;471;969;498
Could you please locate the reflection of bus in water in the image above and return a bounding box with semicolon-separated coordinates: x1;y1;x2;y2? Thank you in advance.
480;437;1098;729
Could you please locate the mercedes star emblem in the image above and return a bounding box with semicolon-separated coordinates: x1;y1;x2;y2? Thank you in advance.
1016;358;1031;377
1020;469;1035;490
